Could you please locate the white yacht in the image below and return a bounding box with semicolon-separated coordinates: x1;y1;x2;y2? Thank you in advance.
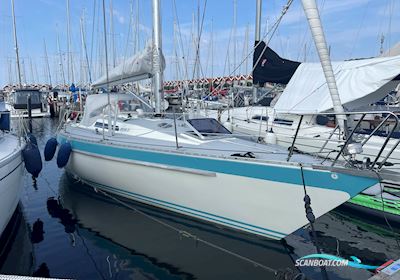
0;103;25;238
56;93;388;240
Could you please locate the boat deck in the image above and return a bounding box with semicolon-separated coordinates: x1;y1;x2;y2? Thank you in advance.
65;116;327;167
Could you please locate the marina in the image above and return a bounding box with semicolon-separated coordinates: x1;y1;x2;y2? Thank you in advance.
1;0;400;279
0;117;399;279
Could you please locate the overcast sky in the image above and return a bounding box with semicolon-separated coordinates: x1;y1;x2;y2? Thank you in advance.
0;0;399;86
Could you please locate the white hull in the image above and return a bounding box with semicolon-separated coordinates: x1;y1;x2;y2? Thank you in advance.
0;136;24;237
60;134;374;240
57;94;379;240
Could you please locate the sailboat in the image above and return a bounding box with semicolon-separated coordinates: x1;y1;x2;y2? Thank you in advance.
0;0;30;239
0;103;25;238
54;0;393;240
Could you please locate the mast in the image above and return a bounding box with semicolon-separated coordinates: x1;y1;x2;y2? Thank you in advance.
197;0;200;83
80;13;92;84
301;0;347;135
173;19;179;82
90;0;96;77
57;31;66;86
252;0;262;103
211;19;214;84
152;0;163;114
29;58;35;83
43;39;52;85
66;0;75;84
243;23;249;74
101;0;112;136
21;59;26;84
233;0;237;77
109;0;116;67
7;59;13;85
34;61;39;85
11;0;22;88
134;0;139;54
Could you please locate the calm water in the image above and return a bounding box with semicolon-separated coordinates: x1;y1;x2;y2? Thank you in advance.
1;118;399;279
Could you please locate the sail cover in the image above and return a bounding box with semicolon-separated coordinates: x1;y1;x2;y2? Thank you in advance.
252;41;300;85
273;55;400;113
92;42;165;88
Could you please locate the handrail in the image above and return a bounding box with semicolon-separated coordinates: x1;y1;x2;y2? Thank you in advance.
371;114;399;169
318;124;339;153
331;113;365;166
361;114;391;146
379;137;400;168
285;110;399;170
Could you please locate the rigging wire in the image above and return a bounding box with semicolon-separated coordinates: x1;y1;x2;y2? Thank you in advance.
191;0;208;81
387;0;394;54
204;0;294;100
119;0;134;85
222;21;234;80
172;0;190;83
347;0;371;59
89;0;97;76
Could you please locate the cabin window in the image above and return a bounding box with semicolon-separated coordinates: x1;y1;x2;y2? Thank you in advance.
273;118;293;126
187;118;231;136
251;115;268;121
94;122;119;131
13;90;43;109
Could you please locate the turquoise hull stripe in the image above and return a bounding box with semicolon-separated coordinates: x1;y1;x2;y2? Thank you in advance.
84;178;286;239
58;136;377;197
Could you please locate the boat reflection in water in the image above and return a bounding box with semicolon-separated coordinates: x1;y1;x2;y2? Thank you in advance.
56;173;302;279
0;204;34;276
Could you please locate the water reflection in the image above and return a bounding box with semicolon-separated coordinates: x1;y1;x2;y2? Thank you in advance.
47;197;77;246
0;204;34;276
31;218;44;244
286;208;400;280
56;173;302;280
32;263;50;278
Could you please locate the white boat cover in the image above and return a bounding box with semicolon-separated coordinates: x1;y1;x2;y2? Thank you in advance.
92;42;165;88
80;94;135;126
273;55;400;113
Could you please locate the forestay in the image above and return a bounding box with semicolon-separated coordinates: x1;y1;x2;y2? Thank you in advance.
273;55;400;113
